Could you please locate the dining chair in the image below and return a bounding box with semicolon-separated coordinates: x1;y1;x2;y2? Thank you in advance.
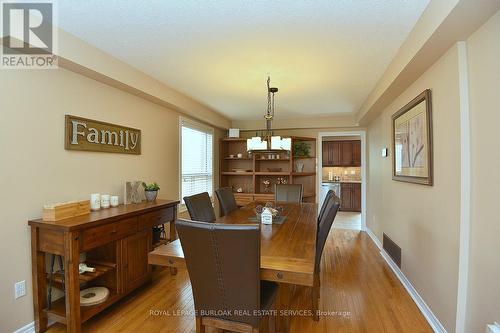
274;184;303;203
317;190;334;224
175;219;278;333
215;187;238;217
312;193;341;320
183;192;216;223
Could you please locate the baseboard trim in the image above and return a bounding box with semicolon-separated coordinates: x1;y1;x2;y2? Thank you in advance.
13;319;55;333
365;228;447;333
12;321;34;333
333;222;362;231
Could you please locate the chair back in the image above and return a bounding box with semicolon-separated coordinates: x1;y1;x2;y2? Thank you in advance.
275;184;303;203
183;192;216;223
175;219;261;326
318;190;334;224
315;193;340;272
215;187;238;217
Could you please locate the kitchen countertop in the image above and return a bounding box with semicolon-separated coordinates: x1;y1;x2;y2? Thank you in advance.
322;180;362;184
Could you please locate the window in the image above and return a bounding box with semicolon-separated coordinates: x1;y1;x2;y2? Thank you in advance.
180;118;214;204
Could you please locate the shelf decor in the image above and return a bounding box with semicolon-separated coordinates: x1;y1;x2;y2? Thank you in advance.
392;89;433;185
220;136;317;204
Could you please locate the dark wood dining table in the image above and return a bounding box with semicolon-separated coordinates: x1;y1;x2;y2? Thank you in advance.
148;202;318;332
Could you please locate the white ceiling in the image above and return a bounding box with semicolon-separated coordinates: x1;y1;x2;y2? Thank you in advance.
57;0;429;121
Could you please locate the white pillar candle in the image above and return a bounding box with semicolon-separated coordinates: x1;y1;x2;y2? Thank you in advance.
110;196;119;207
90;194;101;211
101;194;110;209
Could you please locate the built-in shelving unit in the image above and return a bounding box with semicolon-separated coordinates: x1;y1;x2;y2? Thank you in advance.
219;136;317;204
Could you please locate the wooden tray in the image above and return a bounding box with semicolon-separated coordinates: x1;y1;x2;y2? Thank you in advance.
43;200;90;221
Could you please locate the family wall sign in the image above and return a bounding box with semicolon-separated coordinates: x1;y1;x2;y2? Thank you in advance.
65;115;141;154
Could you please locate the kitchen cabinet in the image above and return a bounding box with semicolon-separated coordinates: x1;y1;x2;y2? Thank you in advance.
352;141;361;166
340;182;361;212
322;140;361;167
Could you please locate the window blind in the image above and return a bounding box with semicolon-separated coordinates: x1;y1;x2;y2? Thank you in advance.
180;119;214;203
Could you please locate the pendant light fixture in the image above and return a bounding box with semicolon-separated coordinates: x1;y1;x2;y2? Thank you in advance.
246;76;291;153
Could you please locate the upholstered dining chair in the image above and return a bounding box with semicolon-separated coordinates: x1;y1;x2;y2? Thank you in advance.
175;219;278;333
183;192;216;223
312;193;341;320
215;187;238;217
274;184;303;203
317;190;334;224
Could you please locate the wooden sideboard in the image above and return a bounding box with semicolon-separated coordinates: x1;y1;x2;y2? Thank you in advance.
28;200;179;333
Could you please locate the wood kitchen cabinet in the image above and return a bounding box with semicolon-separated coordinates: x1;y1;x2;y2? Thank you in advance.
322;140;361;167
340;182;361;212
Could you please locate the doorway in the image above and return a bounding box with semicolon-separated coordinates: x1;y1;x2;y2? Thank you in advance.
317;131;366;231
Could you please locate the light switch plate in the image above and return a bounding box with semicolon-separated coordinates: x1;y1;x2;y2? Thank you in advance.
381;148;388;157
15;280;26;299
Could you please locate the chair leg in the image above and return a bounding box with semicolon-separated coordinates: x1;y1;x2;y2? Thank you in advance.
196;316;205;333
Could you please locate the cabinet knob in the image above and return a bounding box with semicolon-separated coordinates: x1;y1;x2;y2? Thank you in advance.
111;230;117;234
168;259;174;265
276;272;284;279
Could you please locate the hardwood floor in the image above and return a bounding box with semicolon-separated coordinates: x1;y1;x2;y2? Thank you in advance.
47;229;432;333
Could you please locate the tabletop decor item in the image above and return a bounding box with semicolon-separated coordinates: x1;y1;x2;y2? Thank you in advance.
262;179;271;193
294;161;304;173
100;194;110;208
293;140;310;157
125;181;143;204
80;287;110;307
392;89;433;185
43;200;90;221
142;182;160;202
261;207;273;225
276;177;287;185
253;203;285;224
110;195;119;207
90;194;101;211
78;263;96;274
228;128;240;138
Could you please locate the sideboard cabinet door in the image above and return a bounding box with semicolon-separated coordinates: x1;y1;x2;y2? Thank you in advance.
122;230;151;292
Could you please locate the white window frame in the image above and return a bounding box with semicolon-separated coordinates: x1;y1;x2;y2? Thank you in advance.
179;117;215;212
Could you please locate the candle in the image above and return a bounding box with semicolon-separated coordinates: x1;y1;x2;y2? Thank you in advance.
110;196;119;207
101;194;110;209
90;194;101;211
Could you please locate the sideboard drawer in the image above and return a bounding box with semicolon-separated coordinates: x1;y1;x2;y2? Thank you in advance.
138;207;174;230
82;217;137;251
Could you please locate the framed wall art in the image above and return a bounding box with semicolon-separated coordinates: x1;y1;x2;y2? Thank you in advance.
392;89;433;185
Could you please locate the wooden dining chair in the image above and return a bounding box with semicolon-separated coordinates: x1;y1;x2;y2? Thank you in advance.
317;190;334;224
183;192;216;223
275;184;303;203
215;187;238;217
312;193;341;320
175;219;278;333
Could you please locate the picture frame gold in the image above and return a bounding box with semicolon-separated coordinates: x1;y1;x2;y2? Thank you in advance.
391;89;433;186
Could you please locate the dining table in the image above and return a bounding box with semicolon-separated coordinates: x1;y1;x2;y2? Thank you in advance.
148;201;319;333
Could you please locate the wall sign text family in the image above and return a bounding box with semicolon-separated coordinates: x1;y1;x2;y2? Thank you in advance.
65;115;141;154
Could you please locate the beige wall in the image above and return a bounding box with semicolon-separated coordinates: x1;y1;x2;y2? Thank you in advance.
366;45;461;331
465;10;500;333
0;68;222;332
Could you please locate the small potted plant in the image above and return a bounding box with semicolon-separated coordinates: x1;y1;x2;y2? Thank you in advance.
293;140;311;157
142;182;160;202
